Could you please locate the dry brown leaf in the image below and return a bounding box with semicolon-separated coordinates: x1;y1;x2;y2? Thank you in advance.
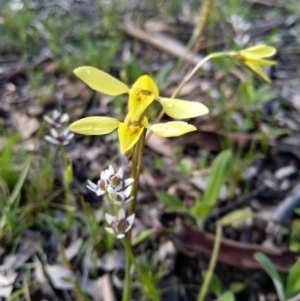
122;19;210;69
170;224;298;272
13;112;40;139
146;134;173;157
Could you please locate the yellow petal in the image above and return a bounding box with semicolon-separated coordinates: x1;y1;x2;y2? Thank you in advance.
118;123;144;154
244;62;272;83
246;58;277;66
240;45;276;59
128;75;159;121
74;67;129;96
159;98;209;119
69;116;120;135
150;121;196;137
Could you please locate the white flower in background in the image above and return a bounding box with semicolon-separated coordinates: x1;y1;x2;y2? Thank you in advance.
105;209;135;239
108;184;133;206
87;165;134;204
230;14;251;46
86;178;107;196
43;110;69;128
44;128;74;145
102;165;134;191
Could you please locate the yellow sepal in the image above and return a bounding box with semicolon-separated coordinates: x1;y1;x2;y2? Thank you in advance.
150;121;196;137
69;116;120;135
239;45;276;59
74;67;129;96
233;45;277;83
159;98;209;119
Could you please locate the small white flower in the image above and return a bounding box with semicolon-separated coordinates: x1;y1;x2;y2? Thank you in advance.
88;165;134;202
107;184;133;206
43;110;69;128
44;128;74;145
104;209;135;239
86;179;106;196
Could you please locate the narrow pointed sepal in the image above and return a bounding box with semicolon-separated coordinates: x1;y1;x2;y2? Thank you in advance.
159;98;209;119
69;116;120;135
74;66;129;95
150;121;196;137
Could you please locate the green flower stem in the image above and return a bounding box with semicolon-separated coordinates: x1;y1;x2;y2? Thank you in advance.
129;129;146;221
197;223;222;301
151;52;231;135
122;129;147;301
59;145;72;229
172;52;230;99
121;238;160;301
172;0;213;76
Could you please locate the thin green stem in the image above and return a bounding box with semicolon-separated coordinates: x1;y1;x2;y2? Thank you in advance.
171;52;230;99
129;129;146;218
172;0;213;76
197;223;222;301
122;130;147;301
59;145;72;229
121;238;159;301
147;52;231;142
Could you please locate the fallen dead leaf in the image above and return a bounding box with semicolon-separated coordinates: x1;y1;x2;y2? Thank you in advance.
146;134;173;157
13;112;40;140
170;224;299;273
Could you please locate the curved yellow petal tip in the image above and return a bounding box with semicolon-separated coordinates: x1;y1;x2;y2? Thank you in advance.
74;66;129;96
233;45;277;83
118;123;145;154
131;75;159;98
150;121;196;137
69;116;120;135
240;45;276;59
159;98;209;119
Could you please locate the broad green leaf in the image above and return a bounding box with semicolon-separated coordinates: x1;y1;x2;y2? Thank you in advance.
150;122;196;137
74;66;129;96
204;149;233;206
159;98;209;119
156;191;184;210
286;259;300;298
254;252;285;301
220;208;253;226
219;291;235;301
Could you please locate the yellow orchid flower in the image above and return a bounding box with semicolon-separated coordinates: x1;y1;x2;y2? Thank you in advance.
69;113;197;154
73;66;209;121
232;45;276;83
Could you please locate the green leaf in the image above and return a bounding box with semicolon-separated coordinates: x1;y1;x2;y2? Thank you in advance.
219;291;235;301
201;271;221;293
286;259;300;298
204;149;233;206
254;252;285;301
229;282;245;293
156;191;185;210
220;208;253;226
289;219;300;252
192;203;211;221
156;191;184;210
